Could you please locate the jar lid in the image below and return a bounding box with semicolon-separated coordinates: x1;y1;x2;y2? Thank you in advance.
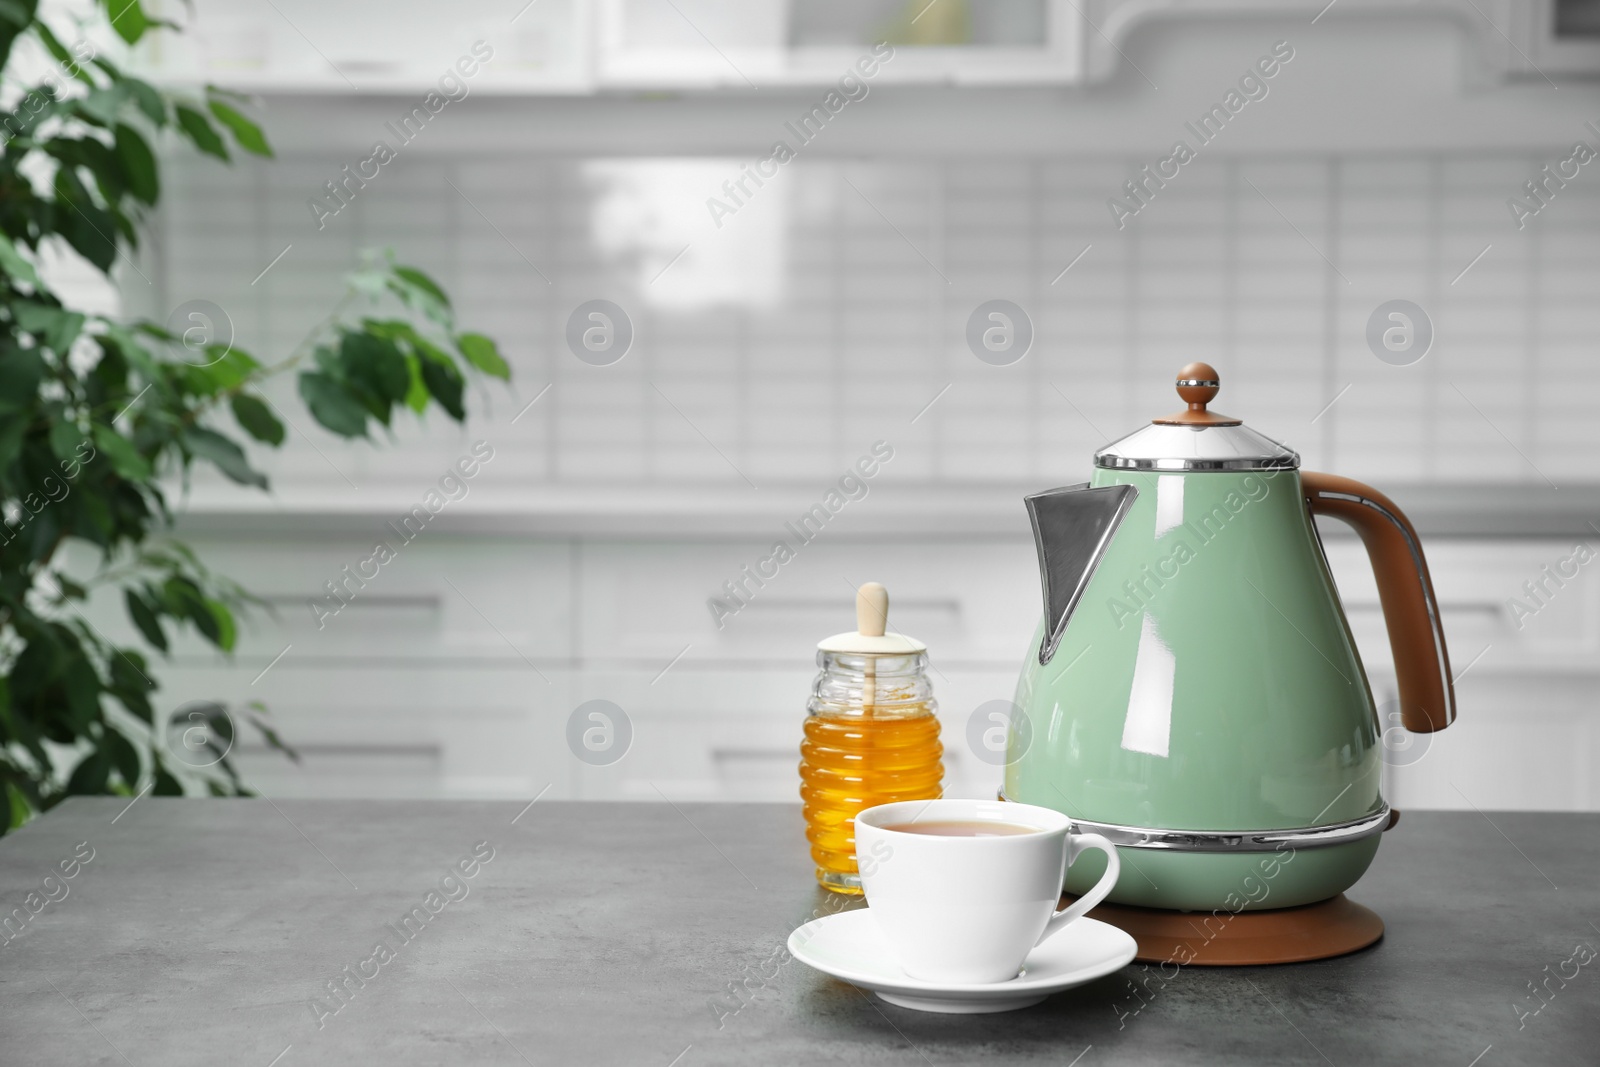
817;582;927;655
1094;362;1300;472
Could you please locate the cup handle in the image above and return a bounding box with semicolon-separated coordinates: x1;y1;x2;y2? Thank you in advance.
1039;832;1121;945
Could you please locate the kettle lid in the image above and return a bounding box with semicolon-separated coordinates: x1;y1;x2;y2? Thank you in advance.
1094;362;1300;472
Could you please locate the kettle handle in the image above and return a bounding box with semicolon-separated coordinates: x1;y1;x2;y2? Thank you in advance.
1302;472;1456;733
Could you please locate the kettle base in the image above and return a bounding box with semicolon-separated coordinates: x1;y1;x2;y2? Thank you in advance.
1063;892;1383;966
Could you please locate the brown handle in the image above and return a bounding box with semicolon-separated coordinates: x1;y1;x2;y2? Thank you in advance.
1302;472;1456;734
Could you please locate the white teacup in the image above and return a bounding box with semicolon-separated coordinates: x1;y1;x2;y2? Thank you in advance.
855;799;1122;984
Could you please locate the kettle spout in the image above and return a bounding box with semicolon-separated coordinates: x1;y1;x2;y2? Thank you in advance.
1025;483;1138;665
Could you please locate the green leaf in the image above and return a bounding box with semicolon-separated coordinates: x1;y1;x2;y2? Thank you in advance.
248;711;300;763
65;749;110;794
152;764;183;796
403;354;428;413
419;356;465;420
105;728;140;787
201;347;260;392
0;0;36;34
53;575;88;600
14;301;85;353
0;232;42;288
412;343;464;422
340;331;410;405
90;423;152;480
182;427;267;489
61;655;101;730
44;136;123;204
230;394;285;446
122;77;165;126
205;598;236;652
0;415;26;473
124;588;167;652
106;650;152;723
114;123;160;204
104;0;150;45
347;266;388;301
100;324;162;384
0;347;45;412
206;98;272;157
162;577;221;645
360;317;421;345
32;22;94;87
392;266;450;310
297;372;368;438
53;166;118;273
456;332;510;380
49;420;88;464
204;83;252;103
86;51;121;79
175;104;228;161
75;86;125;125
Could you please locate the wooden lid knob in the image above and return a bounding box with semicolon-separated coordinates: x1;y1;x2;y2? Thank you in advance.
1176;361;1220;405
1154;362;1242;426
857;582;889;637
817;581;927;654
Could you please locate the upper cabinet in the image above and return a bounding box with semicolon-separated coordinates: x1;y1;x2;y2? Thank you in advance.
133;0;594;94
1510;0;1600;79
594;0;1084;87
129;0;1085;92
126;0;1594;94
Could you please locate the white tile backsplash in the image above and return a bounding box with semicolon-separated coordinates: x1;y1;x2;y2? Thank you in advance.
151;149;1599;498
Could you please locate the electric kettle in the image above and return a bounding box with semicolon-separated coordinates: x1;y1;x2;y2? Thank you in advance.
1005;363;1455;924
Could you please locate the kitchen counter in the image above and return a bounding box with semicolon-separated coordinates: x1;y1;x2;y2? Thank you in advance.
1;799;1595;1066
168;482;1600;540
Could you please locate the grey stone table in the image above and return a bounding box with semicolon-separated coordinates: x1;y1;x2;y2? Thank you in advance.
1;799;1596;1066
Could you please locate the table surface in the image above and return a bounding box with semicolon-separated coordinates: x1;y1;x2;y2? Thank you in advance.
1;799;1595;1066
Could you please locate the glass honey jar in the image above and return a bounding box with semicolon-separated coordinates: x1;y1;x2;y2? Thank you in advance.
800;582;943;894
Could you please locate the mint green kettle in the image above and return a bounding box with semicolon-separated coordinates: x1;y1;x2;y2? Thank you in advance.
1005;363;1455;913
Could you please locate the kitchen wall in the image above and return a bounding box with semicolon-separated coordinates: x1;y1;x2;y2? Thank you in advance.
94;9;1600;810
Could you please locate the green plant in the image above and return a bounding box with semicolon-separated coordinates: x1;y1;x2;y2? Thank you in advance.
0;1;511;831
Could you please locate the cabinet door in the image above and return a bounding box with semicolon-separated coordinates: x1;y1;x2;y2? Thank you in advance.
63;535;575;799
138;0;592;92
577;536;1037;665
70;534;575;665
596;0;1084;87
155;663;568;799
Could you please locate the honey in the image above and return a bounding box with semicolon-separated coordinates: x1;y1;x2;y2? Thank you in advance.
800;704;943;893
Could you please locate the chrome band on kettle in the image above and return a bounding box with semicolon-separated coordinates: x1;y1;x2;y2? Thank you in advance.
997;794;1392;853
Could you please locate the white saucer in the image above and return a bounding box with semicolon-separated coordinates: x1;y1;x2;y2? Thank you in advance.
787;909;1137;1014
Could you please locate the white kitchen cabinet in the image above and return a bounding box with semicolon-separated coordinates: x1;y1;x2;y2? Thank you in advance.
595;0;1085;88
132;0;594;94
